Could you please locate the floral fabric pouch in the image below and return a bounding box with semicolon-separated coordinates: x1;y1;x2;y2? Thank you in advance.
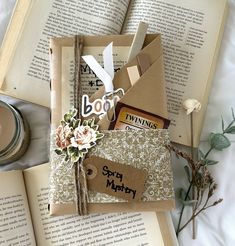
48;128;175;216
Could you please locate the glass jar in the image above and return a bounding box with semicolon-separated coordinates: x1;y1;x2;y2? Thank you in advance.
0;100;30;165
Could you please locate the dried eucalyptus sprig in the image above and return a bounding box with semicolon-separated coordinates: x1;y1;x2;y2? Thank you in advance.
169;108;235;238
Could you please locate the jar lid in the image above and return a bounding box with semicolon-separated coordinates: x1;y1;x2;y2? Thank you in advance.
0;100;30;165
0;101;17;153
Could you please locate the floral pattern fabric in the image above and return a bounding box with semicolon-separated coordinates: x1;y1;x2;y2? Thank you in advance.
49;129;174;204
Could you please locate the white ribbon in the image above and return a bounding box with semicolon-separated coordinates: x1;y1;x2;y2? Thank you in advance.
82;42;114;93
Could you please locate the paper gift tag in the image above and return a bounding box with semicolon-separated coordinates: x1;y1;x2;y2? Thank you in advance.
84;156;148;202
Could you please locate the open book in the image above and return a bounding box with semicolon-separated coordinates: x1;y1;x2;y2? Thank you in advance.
0;163;178;246
0;0;227;146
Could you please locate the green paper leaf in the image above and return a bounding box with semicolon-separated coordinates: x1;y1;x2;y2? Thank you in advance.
67;146;77;155
209;133;231;151
83;120;88;126
87;118;95;127
69;119;75;128
225;126;235;134
71;155;80;163
60;120;66;127
81;148;88;153
55;149;63;155
64;113;71;123
69;108;78;118
96;133;104;139
90;142;96;147
75;119;81;128
92;125;99;131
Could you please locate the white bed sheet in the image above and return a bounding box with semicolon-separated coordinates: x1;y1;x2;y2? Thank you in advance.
174;0;235;245
0;0;235;245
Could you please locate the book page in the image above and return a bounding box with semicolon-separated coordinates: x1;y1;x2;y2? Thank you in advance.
61;46;129;115
0;170;36;245
23;163;165;246
0;0;17;45
122;0;227;146
1;0;130;107
0;0;32;90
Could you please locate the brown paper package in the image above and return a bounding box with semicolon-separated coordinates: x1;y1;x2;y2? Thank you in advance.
49;34;174;216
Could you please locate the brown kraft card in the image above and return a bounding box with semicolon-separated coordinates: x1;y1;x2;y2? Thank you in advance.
84;156;148;202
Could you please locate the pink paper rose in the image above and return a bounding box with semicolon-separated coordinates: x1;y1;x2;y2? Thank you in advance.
55;125;72;149
71;126;97;150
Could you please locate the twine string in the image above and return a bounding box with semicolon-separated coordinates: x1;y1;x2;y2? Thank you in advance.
73;35;88;216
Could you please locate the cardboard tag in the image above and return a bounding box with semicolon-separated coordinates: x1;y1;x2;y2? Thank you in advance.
84;156;148;202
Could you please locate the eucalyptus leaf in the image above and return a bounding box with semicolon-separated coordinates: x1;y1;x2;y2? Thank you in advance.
179;188;187;201
184;166;191;181
207;160;219;165
209;133;231;150
198;149;205;159
209;133;215;146
225;126;235;134
202;159;219;165
221;116;225;132
181;199;198;206
232;108;235;120
176;188;185;200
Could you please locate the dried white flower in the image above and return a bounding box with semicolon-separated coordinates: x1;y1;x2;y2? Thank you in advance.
183;99;201;115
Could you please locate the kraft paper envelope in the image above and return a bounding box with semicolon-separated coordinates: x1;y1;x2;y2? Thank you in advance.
49;35;174;216
89;34;169;130
50;34;158;128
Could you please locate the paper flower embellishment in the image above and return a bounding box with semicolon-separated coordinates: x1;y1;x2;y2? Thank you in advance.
55;108;104;162
183;99;201;115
